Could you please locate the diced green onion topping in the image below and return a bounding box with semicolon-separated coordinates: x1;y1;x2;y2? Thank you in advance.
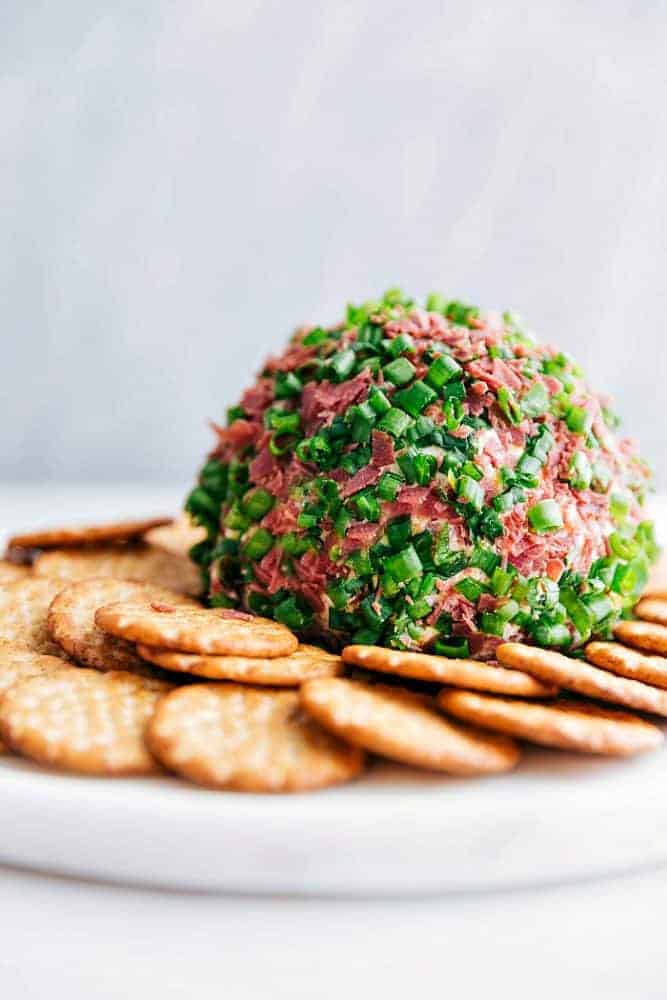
393;380;438;417
521;381;549;417
528;500;563;533
384;333;414;357
383;357;416;385
302;327;329;346
275;371;303;399
377;407;414;438
274;595;311;629
566;405;592;435
497;386;523;425
434;637;470;658
533;622;571;646
368;386;392;415
455;577;488;602
329;349;356;382
385;545;423;583
568;451;592;491
241;488;275;521
353;491;381;522
458;475;484;510
377;472;403;501
424;354;462;390
242;528;275;560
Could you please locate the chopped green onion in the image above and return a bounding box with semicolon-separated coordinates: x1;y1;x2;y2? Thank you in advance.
334;506;351;537
387;516;412;551
609;530;640;561
241;488;275;521
281;532;313;557
393;380;438;417
457;475;484;511
490;565;516;596
528;499;563;533
384;333;415;357
521;382;549;417
377;472;403;501
385;545;423;583
610;493;630;524
582;593;614;623
433;637;470;658
377;407;414;439
354;491;381;522
368;386;392;415
346;549;374;576
185;487;220;524
424;354;462;390
470;545;500;576
242;528;275;561
329;349;356;382
479;612;507;637
533;622;571;646
274;595;311;629
302;327;329;346
497;386;523;425
275;371;303;399
568;451;592;491
559;587;592;642
566;405;592;435
455;577;488;602
383;357;416;386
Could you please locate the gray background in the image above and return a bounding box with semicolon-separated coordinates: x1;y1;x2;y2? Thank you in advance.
2;0;666;486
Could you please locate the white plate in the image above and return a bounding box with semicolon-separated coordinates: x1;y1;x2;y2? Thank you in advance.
0;486;666;896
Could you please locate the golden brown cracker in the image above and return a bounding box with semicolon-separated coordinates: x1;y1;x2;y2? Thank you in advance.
300;677;520;775
341;645;557;697
8;516;172;550
0;668;170;775
34;542;201;597
137;643;342;685
614;619;667;656
95;602;298;658
47;578;196;675
586;641;667;690
497;641;667;717
143;515;206;556
634;598;667;627
0;578;69;657
147;684;364;792
0;561;32;585
0;642;68;753
438;689;662;756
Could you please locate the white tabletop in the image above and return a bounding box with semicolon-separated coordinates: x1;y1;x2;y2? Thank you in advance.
2;484;666;997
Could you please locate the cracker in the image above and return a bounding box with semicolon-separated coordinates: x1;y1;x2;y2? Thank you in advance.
614;619;667;656
0;668;170;775
300;678;520;775
95;602;298;658
147;684;364;792
0;578;69;657
438;690;663;756
8;516;172;550
341;645;557;698
47;578;196;675
0;642;68;753
0;561;32;584
586;641;667;690
497;641;667;717
137;643;342;685
634;598;667;627
34;542;201;597
143;515;206;556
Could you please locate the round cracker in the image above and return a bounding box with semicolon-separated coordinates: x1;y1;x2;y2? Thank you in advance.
0;578;69;657
137;643;342;685
95;602;298;658
0;668;170;775
147;684;364;792
300;678;520;775
8;517;172;551
341;645;557;698
586;641;667;690
0;642;69;753
497;641;667;717
634;598;667;627
47;578;197;675
34;543;201;597
0;561;32;584
614;619;667;656
438;689;663;756
143;516;206;556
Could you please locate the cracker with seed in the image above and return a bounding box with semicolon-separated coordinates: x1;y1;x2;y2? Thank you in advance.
48;578;197;675
498;641;667;717
137;643;342;685
586;641;667;690
147;684;364;792
634;598;667;627
0;668;170;775
615;619;667;656
143;515;206;556
300;677;520;775
438;689;663;756
96;602;298;658
0;642;68;753
0;561;32;584
34;542;201;597
342;645;557;698
8;516;172;551
0;578;69;657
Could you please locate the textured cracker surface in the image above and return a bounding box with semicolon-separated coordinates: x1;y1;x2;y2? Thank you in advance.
0;562;32;584
438;689;663;756
586;641;667;690
96;602;298;657
143;516;206;556
635;598;667;627
0;641;68;753
48;578;196;674
498;641;667;717
615;620;667;656
9;516;172;550
34;543;201;596
342;645;557;697
301;678;520;775
0;578;69;657
137;643;342;684
147;684;364;791
0;668;170;775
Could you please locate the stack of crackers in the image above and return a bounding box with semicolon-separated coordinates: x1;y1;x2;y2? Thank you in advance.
1;515;667;792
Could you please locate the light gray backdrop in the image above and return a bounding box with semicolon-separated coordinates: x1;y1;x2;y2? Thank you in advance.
2;1;666;486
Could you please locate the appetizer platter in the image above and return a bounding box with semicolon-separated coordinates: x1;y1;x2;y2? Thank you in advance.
1;291;666;894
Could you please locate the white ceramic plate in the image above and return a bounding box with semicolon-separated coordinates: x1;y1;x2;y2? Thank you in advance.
0;487;665;896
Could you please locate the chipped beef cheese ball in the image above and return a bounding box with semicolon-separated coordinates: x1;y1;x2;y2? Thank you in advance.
186;290;657;659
